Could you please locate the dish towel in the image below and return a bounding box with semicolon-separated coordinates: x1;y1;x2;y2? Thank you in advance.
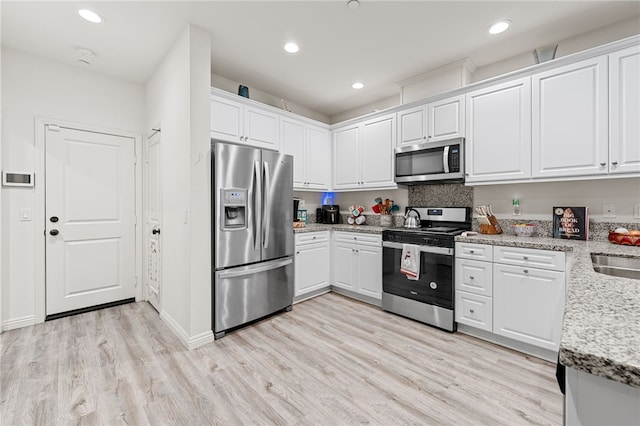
400;244;420;281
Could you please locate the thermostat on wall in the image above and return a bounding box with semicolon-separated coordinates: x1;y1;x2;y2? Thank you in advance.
2;171;35;187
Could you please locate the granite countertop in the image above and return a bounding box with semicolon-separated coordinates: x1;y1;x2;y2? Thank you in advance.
455;233;640;388
294;223;385;235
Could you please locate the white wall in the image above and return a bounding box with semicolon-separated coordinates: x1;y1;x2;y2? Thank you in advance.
211;74;330;124
473;17;640;82
474;177;640;221
294;188;409;217
0;47;145;330
145;25;213;349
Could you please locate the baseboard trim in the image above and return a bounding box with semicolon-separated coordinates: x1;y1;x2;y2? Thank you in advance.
159;309;214;350
293;287;331;304
330;286;382;307
3;315;36;331
457;323;557;362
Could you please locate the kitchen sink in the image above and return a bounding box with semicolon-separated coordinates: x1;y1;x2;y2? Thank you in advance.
591;254;640;280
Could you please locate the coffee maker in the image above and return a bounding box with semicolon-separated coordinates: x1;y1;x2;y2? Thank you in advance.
322;205;340;224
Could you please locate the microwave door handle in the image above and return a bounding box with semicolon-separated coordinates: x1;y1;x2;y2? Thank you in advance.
253;160;261;251
262;160;271;249
443;145;450;174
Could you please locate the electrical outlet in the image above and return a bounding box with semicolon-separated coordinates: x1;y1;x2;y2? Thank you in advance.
634;203;640;219
603;204;616;218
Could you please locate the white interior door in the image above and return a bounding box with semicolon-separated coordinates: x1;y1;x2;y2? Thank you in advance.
45;125;136;316
145;132;162;311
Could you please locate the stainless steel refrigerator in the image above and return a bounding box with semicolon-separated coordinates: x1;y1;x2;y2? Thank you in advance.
212;140;294;338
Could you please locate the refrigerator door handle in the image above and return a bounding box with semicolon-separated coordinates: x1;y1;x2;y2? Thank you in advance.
217;257;292;279
253;160;261;251
263;160;271;249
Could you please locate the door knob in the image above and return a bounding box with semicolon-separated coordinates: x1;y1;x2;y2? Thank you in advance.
49;229;59;236
152;228;161;235
50;216;59;223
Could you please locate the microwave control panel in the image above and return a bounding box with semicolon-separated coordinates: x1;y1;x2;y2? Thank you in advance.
449;145;460;172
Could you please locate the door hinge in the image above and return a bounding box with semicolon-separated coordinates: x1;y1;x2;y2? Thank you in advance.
134;156;138;165
46;124;60;132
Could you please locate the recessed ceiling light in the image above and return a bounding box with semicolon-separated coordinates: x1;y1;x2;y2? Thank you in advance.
347;0;360;9
352;81;364;90
78;9;103;24
488;20;511;35
284;42;299;53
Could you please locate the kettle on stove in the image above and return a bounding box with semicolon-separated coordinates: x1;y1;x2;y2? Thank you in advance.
404;208;421;229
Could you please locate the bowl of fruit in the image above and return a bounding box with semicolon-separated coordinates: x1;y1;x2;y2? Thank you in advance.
608;228;640;246
513;223;536;237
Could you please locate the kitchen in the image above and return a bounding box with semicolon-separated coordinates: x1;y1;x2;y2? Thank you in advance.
2;1;640;424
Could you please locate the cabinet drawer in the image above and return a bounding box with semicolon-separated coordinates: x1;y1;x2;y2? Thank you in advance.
334;231;381;247
493;246;565;271
455;242;493;261
455;258;493;297
455;291;493;332
296;231;329;245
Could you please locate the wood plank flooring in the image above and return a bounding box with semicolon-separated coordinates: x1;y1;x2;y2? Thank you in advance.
1;292;562;425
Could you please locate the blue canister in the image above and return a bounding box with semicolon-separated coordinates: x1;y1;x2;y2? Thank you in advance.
238;85;249;98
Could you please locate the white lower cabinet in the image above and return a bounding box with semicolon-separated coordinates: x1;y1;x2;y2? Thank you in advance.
332;232;382;301
294;232;330;300
455;242;567;356
493;263;565;351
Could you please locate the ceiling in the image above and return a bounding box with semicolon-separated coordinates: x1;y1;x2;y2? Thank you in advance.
2;1;639;118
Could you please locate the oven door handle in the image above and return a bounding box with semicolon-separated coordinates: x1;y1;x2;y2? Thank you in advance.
382;241;453;256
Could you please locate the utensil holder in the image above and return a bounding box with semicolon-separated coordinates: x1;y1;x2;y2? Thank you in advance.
479;215;503;234
379;215;392;227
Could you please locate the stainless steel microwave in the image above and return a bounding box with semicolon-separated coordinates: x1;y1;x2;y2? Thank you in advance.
395;138;464;184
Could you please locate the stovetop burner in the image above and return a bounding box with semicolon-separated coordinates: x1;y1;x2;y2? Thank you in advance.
386;226;467;236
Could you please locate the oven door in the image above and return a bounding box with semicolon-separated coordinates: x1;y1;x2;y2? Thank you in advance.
382;242;454;310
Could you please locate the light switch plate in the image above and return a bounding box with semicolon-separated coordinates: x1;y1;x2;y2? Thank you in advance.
634;204;640;219
603;204;616;218
20;208;32;221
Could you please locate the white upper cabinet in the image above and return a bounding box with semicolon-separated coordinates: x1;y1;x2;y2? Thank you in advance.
397;95;464;147
532;57;608;178
465;77;532;183
211;94;279;150
282;117;331;191
609;45;640;175
333;113;396;190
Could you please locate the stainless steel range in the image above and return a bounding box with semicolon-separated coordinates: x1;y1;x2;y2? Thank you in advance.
382;207;471;332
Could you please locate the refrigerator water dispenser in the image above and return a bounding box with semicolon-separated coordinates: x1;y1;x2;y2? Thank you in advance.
221;189;247;230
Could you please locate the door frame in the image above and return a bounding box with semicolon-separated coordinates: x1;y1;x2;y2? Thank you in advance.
142;126;162;309
34;117;143;324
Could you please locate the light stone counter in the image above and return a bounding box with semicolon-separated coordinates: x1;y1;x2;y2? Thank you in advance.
294;223;385;235
455;234;640;388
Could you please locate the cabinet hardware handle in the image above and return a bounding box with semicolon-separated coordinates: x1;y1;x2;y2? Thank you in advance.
523;269;529;273
469;276;475;280
423;136;427;140
312;236;316;240
523;256;528;260
49;229;59;236
612;161;618;166
469;309;475;314
600;162;606;167
469;250;474;254
296;251;300;255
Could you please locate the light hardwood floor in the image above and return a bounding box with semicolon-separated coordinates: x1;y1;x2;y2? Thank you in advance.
1;292;562;425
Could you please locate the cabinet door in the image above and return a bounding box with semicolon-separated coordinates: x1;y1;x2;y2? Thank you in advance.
244;105;280;150
306;125;332;190
333;242;356;291
397;105;427;147
609;46;640;175
357;244;382;299
282;118;306;188
532;57;608;178
428;95;464;141
493;263;565;351
211;96;243;143
295;242;330;297
333;125;360;189
465;77;532;183
361;114;396;188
